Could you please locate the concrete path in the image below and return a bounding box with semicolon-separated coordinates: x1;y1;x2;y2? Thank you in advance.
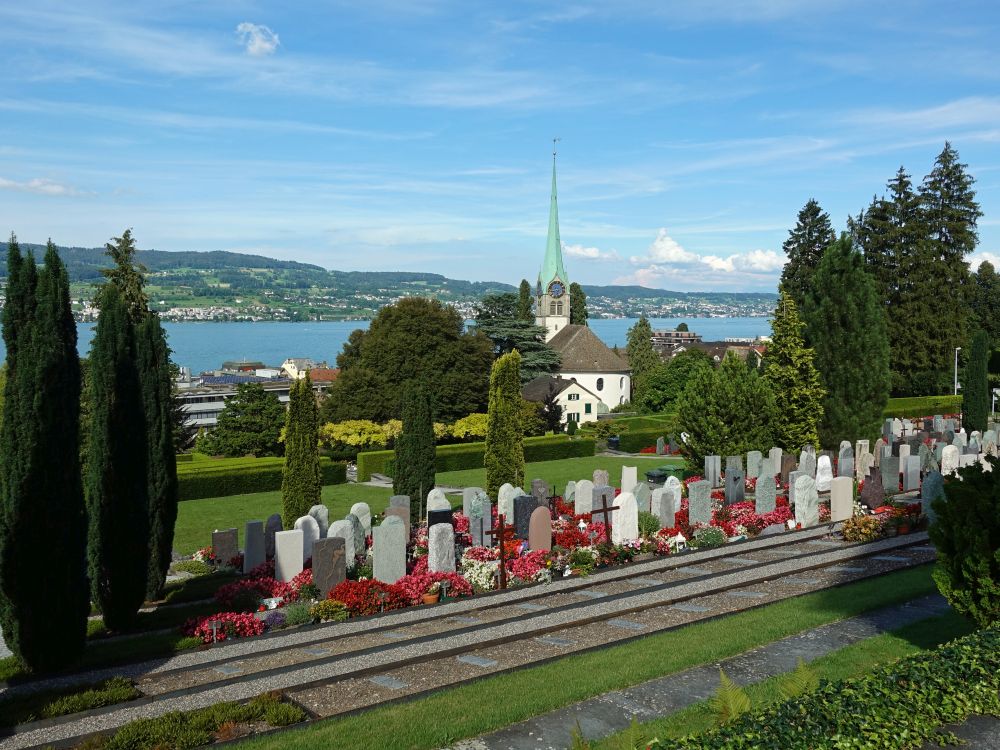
923;717;1000;749
448;593;951;750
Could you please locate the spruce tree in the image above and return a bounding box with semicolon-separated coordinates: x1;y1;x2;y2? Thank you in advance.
282;375;322;528
136;314;179;599
779;199;836;312
101;229;149;320
1;239;90;671
763;289;825;451
517;279;534;321
804;235;890;447
971;261;1000;343
485;350;524;498
569;282;588;325
393;381;436;522
963;329;990;433
626;315;659;404
86;285;150;631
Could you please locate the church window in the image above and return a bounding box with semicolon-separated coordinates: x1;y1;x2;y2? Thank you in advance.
596;377;604;391
619;377;624;388
556;302;563;315
549;302;556;315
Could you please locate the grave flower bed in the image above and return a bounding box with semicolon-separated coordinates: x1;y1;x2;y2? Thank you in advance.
328;579;409;616
182;611;266;643
214;577;298;610
395;571;473;604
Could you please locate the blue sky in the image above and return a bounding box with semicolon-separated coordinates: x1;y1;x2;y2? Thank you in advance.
1;1;998;292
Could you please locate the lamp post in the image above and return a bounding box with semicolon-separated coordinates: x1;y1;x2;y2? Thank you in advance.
954;347;962;396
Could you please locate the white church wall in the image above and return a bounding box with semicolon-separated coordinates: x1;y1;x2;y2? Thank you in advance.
561;372;631;415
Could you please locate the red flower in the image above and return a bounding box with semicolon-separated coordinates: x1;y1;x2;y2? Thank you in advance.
329;579;409;616
182;611;265;643
395;572;473;605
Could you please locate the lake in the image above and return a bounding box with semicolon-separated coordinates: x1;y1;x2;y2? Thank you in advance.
0;317;772;374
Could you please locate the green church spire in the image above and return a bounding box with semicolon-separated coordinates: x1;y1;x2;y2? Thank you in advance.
539;147;569;289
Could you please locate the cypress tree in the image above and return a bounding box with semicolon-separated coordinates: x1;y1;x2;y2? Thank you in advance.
779;199;836;312
626;315;660;404
971;261;1000;344
804;235;891;447
282;375;322;528
763;289;825;451
136;314;179;599
517;279;534;321
485;350;524;498
569;282;588;325
86;285;149;631
393;381;436;522
963;329;990;433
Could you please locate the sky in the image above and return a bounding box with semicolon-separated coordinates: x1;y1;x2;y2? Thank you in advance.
1;1;999;292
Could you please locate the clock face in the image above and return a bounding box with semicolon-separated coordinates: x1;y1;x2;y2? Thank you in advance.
549;281;565;299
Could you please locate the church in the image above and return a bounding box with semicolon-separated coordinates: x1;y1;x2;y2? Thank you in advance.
522;152;632;424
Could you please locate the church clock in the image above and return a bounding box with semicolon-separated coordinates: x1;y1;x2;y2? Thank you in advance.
548;280;566;299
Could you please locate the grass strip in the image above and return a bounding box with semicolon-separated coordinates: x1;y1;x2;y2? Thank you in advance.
86;601;221;640
235;563;939;750
591;609;973;748
0;676;141;728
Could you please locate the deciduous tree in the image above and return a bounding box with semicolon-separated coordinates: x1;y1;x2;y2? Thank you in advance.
197;383;286;457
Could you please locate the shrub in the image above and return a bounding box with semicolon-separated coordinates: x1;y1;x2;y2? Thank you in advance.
638;510;661;538
281;602;313;627
309;600;349;622
617;423;679;453
177;457;346;501
930;455;1000;627
691;526;727;548
842;514;884;543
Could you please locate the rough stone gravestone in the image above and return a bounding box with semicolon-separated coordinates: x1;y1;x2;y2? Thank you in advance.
794;475;819;528
462;488;486;520
873;438;886;468
726;455;744;474
428;523;456;573
385;506;410;539
426;489;451;517
373;518;406;584
903;455;921;492
664;475;682;515
892;418;903;438
830;476;852;522
632;482;652;513
294;515;321;564
898;444;911;462
967;439;981;455
656;436;666;455
780;454;796;483
274;529;303;582
855;439;870;459
798;451;816;478
768;446;783;470
953;433;968;448
574;479;595;517
612;491;639;544
328;519;355;566
346;513;366;553
759;457;775;480
941;445;960;476
921;470;944;526
528;506;552;551
593;485;616;514
313;536;347;595
933;415;945;433
468;492;491;547
212;528;238;567
856;451;875;482
308;504;330;537
705;455;722;487
651;488;674;528
816;455;833;492
621;466;638;491
564;481;576;503
880;456;900;492
838;444;854;479
264;513;282;559
498;484;523;521
747;451;763;479
788;470;804;505
860;469;883;509
725;464;745;505
755;477;776;515
593;469;610;487
243;521;265;574
351;502;373;537
688;480;712;526
513;495;536;539
918;443;933;472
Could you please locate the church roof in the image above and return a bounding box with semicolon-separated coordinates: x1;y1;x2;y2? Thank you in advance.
547;325;630;373
538;153;569;289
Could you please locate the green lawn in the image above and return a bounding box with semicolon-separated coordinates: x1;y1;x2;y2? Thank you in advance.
436;454;677;492
236;565;939;750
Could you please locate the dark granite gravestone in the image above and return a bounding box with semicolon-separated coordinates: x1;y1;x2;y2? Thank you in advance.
780;454;797;484
531;479;548;506
860;468;884;509
725;466;745;505
880;456;900;492
514;495;537;539
312;537;347;597
427;509;454;529
921;470;944;525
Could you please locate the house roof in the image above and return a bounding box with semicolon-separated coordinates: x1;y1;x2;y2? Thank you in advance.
307;368;340;383
521;375;598;402
547;324;630;373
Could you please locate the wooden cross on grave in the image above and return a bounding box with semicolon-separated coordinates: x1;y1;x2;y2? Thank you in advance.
486;513;516;590
590;492;619;545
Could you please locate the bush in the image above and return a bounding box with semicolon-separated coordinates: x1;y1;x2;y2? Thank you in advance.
882;395;962;419
638;511;661;538
930;455;1000;627
175;453;194;463
177;457;346;501
691;526;727;548
618;426;677;453
648;626;1000;749
356;434;596;481
309;600;349;622
842;514;884;543
282;602;313;627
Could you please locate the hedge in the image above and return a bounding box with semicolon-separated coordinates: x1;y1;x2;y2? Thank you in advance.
882;395;962;418
648;625;1000;750
178;458;347;501
617;426;676;453
356;435;596;482
175;453;194;463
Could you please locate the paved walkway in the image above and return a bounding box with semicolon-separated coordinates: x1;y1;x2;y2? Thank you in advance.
448;593;951;750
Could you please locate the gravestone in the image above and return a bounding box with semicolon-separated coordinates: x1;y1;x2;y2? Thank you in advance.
880;456;900;492
468;492;492;547
815;455;833;492
372;518;406;584
498;484;523;521
768;446;783;471
385;506;410;539
593;485;616;514
755;477;776;515
264;514;282;559
903;455;921;492
688;480;712;526
656;436;666;455
759;457;776;480
462;488;486;520
426;489;451;517
941;445;960;476
514;495;537;539
531;479;549;506
898;444;911;462
780;454;796;483
243;521;265;574
873;438;886;468
726;455;744;475
860;469;884;509
328;519;356;566
921;470;944;526
747;451;763;479
389;494;411;511
725;464;745;505
564;481;576;503
705;455;722;487
612;491;639;544
788;470;804;505
664;475;682;516
346;512;366;553
274;529;303;582
954;433;968;448
933;415;945;433
427;508;454;529
794;475;819;528
308;504;330;537
967;439;981;455
621;466;638;491
212;528;238;567
892;418;903;438
838;444;854;479
632;482;652;513
350;502;373;537
830;476;853;522
593;469;610;487
293;515;321;564
855;439;870;459
312;536;347;595
798;451;816;478
651;488;674;528
574;479;595;517
528;506;552;551
428;523;456;573
918;443;933;472
856;451;875;482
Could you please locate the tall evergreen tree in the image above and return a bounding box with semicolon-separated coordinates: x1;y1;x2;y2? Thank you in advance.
393;381;436;522
763;289;825;451
101;229;149;320
485;350;524;498
1;239;90;671
517;279;534;321
963;329;990;433
281;375;321;527
626;315;659;404
569;282;588;325
474;293;560;383
804;235;890;447
971;261;1000;344
85;285;149;631
779;199;836;312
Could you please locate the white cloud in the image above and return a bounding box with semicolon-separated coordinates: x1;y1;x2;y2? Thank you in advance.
637;228;700;264
563;242;620;261
0;176;81;196
236;22;280;57
970;250;1000;270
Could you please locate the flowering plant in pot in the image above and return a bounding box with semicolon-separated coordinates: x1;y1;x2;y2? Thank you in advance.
423;582;441;604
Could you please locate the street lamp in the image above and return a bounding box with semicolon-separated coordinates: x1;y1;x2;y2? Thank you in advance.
954;347;962;396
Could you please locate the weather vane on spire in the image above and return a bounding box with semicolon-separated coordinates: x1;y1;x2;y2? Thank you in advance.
552;137;560;157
